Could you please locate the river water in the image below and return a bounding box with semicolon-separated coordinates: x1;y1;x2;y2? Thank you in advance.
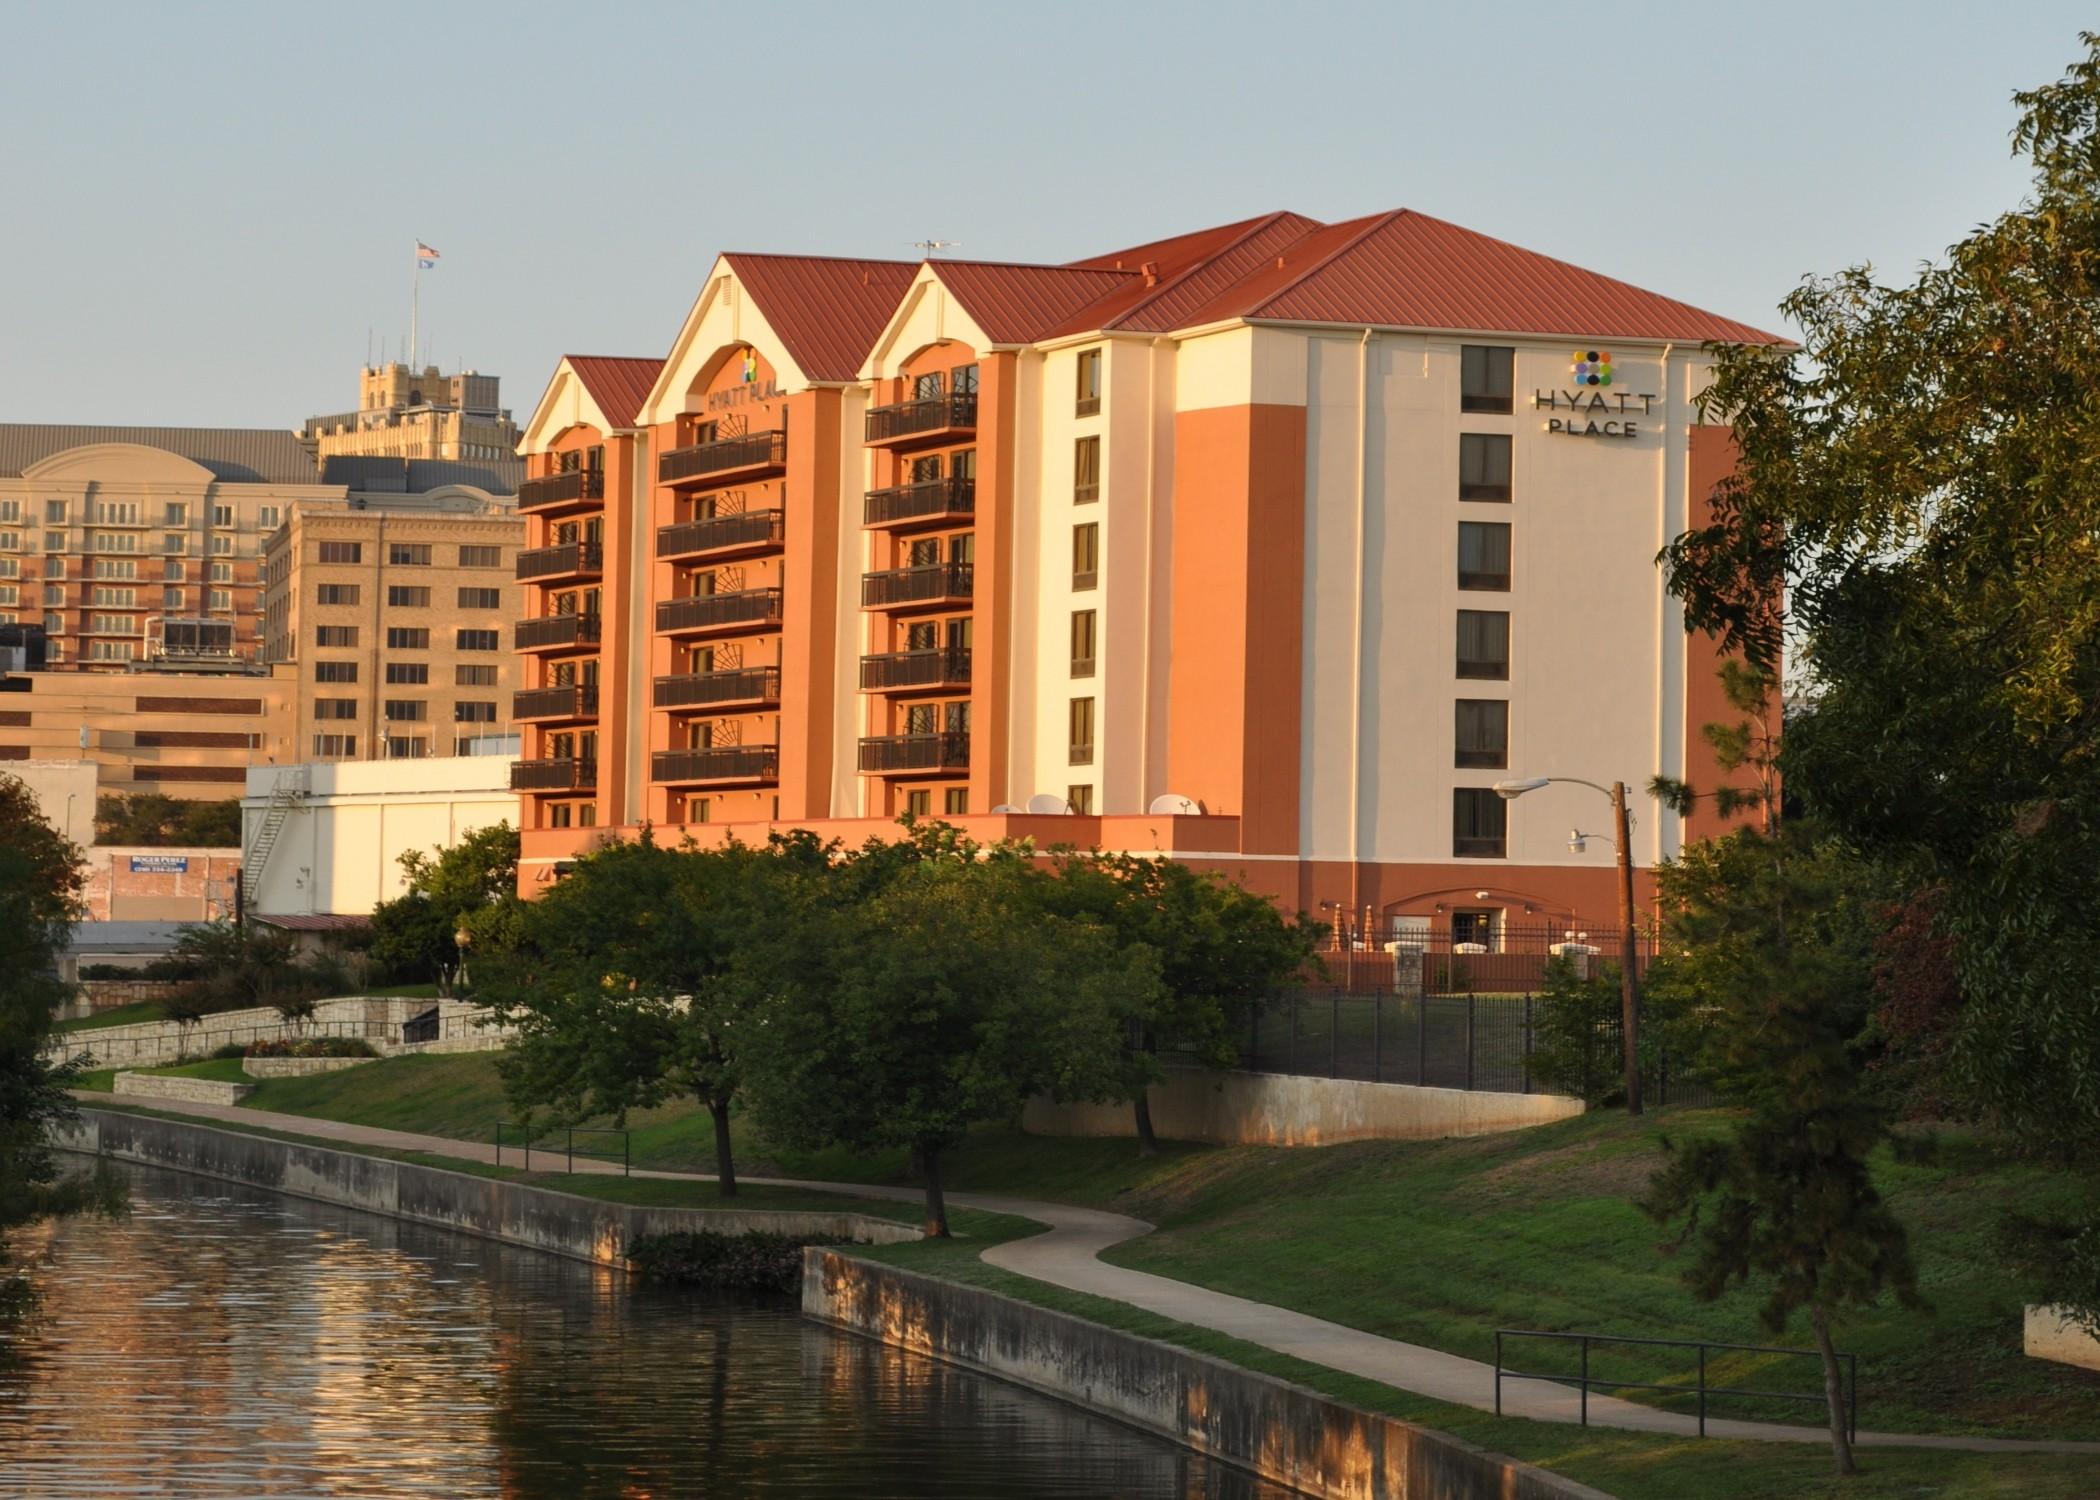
0;1161;1292;1498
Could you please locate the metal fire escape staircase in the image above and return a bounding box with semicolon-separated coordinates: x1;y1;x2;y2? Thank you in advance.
241;766;309;912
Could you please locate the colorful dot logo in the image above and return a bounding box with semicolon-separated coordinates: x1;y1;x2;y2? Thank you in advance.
1571;350;1612;386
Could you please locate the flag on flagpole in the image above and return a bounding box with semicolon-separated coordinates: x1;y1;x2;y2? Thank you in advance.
416;242;440;269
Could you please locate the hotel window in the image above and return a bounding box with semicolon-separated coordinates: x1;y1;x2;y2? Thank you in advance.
42;584;61;606
457;587;502;609
90;586;136;606
311;734;357;758
210;535;231;555
1069;696;1095;766
90;640;134;662
0;534;14;553
163;558;184;580
315;699;359;721
0;560;14;580
459;544;501;568
389;543;432;566
257;506;280;530
455;663;497;686
457;628;500;651
1075;349;1102;416
317;583;359;605
455;701;497;723
951;363;979;396
384;736;429;759
1453;788;1508;858
1459;434;1512;502
1455;700;1509;769
319;541;361;564
385;662;429;684
1074;436;1100;503
0;501;17;523
44;500;66;523
905;789;932;818
1068;784;1094;815
42;613;63;634
383;699;427;723
1070;609;1096;678
210;561;232;582
213;505;233;527
314;661;358;683
162;503;188;526
387;627;430;650
93;558;136;579
1457;610;1510;679
1460;345;1514;413
163;533;185;553
547;803;573;829
1073;523;1099;589
386;585;430;607
163;587;184;610
1457;521;1511;590
43;532;65;552
944;787;969;816
315;625;357;647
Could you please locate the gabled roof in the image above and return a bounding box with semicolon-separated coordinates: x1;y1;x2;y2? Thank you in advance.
1056;211;1325;336
928;261;1134;345
1172;209;1788;345
0;425;320;484
724;254;918;382
565;356;663;430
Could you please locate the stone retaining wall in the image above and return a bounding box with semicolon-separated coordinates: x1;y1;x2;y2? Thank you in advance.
241;1055;375;1080
804;1251;1609;1500
1023;1068;1583;1146
55;996;507;1070
113;1073;256;1106
57;1109;920;1266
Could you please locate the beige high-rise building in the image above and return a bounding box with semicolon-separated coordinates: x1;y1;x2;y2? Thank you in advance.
262;495;523;762
300;362;522;475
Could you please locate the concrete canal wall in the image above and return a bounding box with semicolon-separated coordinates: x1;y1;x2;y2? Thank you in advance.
804;1250;1611;1500
58;1108;920;1265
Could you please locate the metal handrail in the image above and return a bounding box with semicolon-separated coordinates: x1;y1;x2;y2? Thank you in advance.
1493;1328;1857;1439
494;1122;631;1176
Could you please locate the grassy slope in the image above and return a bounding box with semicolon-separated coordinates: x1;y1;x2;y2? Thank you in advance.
123;1054;2100;1445
56;1001;165;1033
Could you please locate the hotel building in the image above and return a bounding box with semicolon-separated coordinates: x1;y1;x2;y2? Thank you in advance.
513;210;1779;935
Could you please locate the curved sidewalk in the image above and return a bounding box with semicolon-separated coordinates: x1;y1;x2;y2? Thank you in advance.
79;1093;2100;1456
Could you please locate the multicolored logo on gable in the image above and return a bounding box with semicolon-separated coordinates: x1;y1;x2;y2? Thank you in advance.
1572;350;1612;386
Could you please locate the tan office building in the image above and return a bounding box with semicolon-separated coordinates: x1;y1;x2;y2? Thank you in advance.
262;499;523;761
301;362;522;473
0;666;296;797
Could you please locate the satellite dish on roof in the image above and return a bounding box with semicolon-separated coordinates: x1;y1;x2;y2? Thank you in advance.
1148;793;1205;815
1025;793;1069;815
990;803;1021;814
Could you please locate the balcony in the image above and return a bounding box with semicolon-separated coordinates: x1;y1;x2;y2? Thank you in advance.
653;666;780;711
510;757;596;792
862;561;973;612
652;744;779;787
512;684;599;722
657;430;787;487
859;647;971;694
864;393;977;449
656;509;784;562
655;587;783;638
518;470;605;514
858;732;971;776
863;476;976;530
515;613;602;653
515;542;604;583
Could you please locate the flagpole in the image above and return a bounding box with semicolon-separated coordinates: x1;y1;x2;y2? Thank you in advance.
409;241;419;371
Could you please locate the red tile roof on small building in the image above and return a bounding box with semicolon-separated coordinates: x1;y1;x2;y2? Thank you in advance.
564;355;664;430
726;254;920;382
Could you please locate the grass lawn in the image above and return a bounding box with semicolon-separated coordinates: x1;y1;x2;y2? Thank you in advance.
55;1001;165;1033
125;1051;2100;1445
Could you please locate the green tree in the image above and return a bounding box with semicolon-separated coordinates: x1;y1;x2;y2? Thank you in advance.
1037;851;1316;1153
93;793;240;848
153;920;347;1024
367;823;520;986
477;835;797;1197
745;852;1146;1235
1661;38;2100;1324
1638;829;1918;1476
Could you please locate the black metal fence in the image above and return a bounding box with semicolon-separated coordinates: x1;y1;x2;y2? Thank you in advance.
1494;1328;1857;1439
494;1122;631;1176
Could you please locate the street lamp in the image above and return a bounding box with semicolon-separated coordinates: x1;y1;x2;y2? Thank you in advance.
453;926;473;993
1494;774;1643;1115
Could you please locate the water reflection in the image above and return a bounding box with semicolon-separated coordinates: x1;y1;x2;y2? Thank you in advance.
0;1162;1287;1498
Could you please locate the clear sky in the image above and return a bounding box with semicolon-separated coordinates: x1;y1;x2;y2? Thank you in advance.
0;1;2088;429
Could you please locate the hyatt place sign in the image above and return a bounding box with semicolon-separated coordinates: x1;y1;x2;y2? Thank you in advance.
1533;349;1656;439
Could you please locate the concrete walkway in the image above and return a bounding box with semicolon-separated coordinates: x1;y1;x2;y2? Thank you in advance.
78;1092;2100;1456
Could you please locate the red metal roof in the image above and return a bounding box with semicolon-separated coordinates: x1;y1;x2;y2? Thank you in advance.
726;254;920;381
1067;210;1309;278
929;261;1134;345
564;355;664;430
1172;210;1788;345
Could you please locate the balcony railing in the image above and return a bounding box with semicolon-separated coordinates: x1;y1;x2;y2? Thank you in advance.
510;757;596;791
864;393;977;446
515;613;602;650
656;509;784;560
512;684;599;721
655;588;783;636
518;470;605;512
652;744;779;785
858;731;971;775
657;430;787;486
653;667;781;710
515;542;603;581
861;561;973;610
863;475;976;528
859;647;972;693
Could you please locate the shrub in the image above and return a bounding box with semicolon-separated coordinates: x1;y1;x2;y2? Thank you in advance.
210;1044;247;1060
244;1037;376;1059
1525;955;1631;1104
624;1231;839;1294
